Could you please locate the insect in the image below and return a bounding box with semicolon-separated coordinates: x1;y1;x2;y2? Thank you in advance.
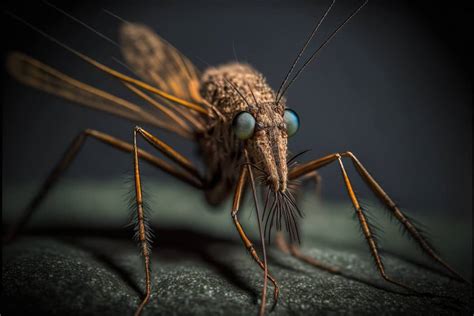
4;1;469;315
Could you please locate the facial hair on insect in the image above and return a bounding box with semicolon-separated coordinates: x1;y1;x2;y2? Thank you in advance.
246;160;303;246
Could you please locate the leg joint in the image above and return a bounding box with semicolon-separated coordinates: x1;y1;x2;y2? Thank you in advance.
84;128;94;135
338;151;356;160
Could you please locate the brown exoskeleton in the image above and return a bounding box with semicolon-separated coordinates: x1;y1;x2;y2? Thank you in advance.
5;1;469;315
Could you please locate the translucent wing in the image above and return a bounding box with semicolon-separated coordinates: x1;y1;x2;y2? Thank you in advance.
7;52;192;138
119;23;203;104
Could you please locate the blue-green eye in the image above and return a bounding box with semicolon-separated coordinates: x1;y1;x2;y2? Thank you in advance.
284;109;300;137
232;111;256;140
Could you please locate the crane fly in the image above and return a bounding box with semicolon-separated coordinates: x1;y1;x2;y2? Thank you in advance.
4;1;469;315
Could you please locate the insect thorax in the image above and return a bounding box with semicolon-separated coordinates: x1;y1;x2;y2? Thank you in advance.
198;63;285;205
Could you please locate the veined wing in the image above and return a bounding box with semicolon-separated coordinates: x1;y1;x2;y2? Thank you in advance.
119;23;203;105
7;52;192;138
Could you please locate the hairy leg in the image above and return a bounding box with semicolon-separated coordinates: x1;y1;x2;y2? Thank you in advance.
130;126;206;315
288;151;468;287
231;166;280;306
5;127;204;316
5;128;202;241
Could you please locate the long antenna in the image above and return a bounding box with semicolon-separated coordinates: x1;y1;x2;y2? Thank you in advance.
43;1;119;47
275;0;336;103
277;0;368;103
103;9;129;24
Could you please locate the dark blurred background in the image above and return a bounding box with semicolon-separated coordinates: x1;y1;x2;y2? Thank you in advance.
1;0;472;218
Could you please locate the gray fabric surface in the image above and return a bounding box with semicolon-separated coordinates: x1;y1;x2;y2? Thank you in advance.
2;181;472;315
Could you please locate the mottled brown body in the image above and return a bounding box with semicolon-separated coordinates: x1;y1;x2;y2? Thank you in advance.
199;63;288;205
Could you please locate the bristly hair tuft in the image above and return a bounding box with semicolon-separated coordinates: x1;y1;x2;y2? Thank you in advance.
349;190;386;266
263;183;303;245
123;174;155;256
365;186;441;259
389;203;440;257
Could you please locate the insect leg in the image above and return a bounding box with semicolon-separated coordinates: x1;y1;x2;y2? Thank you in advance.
340;151;469;284
131;127;152;316
232;167;280;306
134;126;202;180
5;129;202;242
295;154;421;291
334;155;419;292
289;152;465;290
288;153;341;180
275;232;340;274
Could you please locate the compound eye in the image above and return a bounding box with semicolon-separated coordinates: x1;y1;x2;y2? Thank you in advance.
284;109;300;137
232;111;256;140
